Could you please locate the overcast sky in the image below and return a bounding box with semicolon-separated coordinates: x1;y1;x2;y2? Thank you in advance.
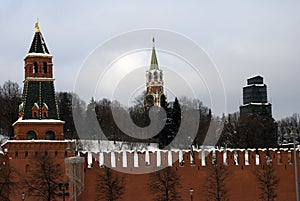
0;0;299;120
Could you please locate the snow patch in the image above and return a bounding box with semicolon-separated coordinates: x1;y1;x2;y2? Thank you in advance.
156;151;161;166
111;152;116;168
99;152;104;167
87;152;92;168
134;152;138;167
122;151;127;167
168;151;172;166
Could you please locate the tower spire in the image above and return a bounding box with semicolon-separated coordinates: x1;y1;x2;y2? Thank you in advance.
150;37;158;70
28;22;50;54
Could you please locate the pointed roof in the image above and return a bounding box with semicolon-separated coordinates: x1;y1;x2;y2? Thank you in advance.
28;22;50;54
150;37;159;70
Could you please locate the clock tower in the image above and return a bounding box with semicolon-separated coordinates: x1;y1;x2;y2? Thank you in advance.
145;38;166;107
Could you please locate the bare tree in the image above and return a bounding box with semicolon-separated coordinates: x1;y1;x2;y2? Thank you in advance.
253;163;279;201
56;92;78;139
95;166;125;201
237;113;277;148
277;113;300;144
149;167;182;201
0;81;22;138
0;160;18;201
24;152;64;201
204;162;230;201
217;112;240;148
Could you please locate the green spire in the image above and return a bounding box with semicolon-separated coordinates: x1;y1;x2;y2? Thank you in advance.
150;37;159;70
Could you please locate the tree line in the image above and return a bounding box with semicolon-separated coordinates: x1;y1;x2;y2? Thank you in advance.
0;80;299;149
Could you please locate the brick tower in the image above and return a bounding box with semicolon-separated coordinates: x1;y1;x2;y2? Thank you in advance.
13;22;64;140
0;23;79;201
144;38;166;107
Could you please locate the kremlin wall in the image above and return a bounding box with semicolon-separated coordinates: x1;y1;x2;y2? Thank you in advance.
77;147;299;201
1;23;299;201
3;143;299;200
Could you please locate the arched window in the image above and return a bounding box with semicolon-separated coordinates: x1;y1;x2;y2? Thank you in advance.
25;151;28;157
154;72;158;81
43;62;47;74
26;130;37;140
42;103;48;118
33;61;38;74
45;130;55;140
148;73;152;81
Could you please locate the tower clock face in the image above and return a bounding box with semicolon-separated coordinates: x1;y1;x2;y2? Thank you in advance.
146;94;154;106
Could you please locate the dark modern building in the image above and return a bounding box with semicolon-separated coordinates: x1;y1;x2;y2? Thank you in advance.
240;75;272;117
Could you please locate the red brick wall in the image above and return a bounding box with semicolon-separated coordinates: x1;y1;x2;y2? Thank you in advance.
2;141;72;201
14;122;64;140
24;56;53;79
79;149;299;201
2;146;299;201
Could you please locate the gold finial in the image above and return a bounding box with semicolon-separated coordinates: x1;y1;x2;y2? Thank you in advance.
35;21;40;32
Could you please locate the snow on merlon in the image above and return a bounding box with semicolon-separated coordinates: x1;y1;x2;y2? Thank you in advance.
81;140;160;153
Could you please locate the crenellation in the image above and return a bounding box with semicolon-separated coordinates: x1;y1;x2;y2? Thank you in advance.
269;149;276;164
237;150;245;165
160;151;168;167
126;151;134;168
248;150;256;165
227;150;235;166
115;152;122;168
149;151;156;167
215;149;223;165
78;148;300;170
258;150;267;164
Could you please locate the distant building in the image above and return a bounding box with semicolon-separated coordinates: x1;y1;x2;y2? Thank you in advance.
240;75;272;117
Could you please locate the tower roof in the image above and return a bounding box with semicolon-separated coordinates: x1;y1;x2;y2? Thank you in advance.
28;22;50;54
150;37;159;70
